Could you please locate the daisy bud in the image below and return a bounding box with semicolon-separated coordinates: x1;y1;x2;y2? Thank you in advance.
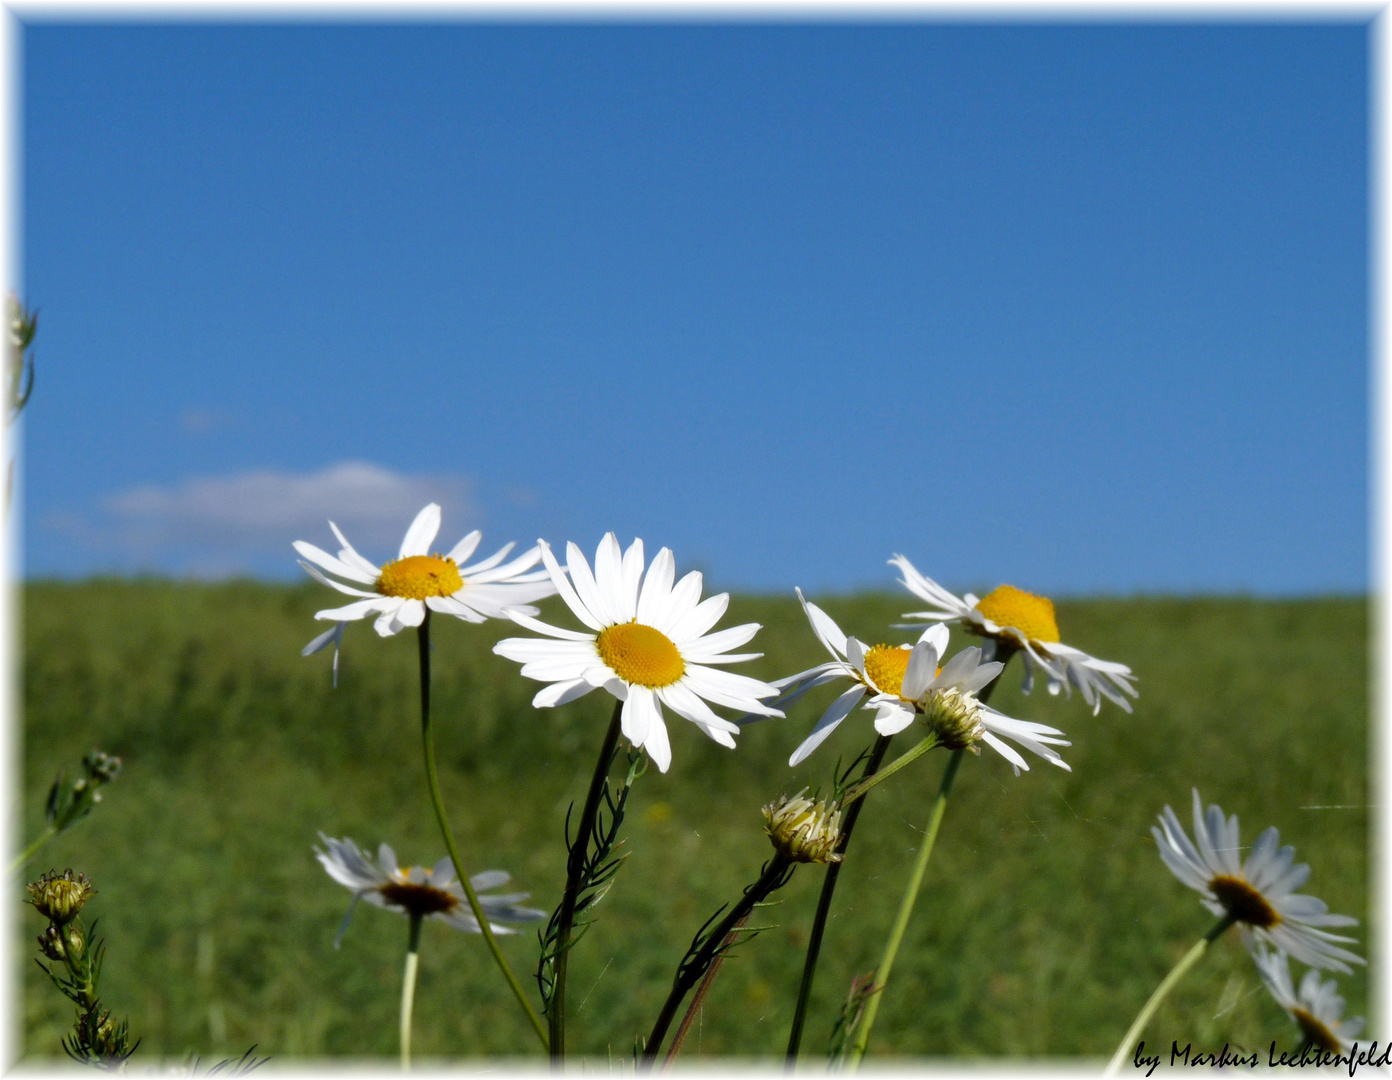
763;790;843;865
37;925;66;962
920;686;986;752
27;869;94;925
83;751;122;784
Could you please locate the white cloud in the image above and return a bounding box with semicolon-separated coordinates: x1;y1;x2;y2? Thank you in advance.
101;461;473;560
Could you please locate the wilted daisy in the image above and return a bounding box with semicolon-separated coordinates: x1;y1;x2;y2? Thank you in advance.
1252;944;1364;1054
315;833;544;943
891;555;1136;715
1152;791;1363;973
764;790;843;864
493;534;782;773
772;590;1070;774
294;503;555;639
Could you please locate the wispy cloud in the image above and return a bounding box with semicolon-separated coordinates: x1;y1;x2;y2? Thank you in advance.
96;461;472;568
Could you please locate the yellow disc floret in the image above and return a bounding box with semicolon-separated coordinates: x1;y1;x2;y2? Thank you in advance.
974;584;1061;644
376;555;464;600
862;644;911;697
596;621;685;688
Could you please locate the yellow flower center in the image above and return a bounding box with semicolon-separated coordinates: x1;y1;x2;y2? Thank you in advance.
974;584;1061;644
379;876;460;917
1291;1008;1343;1054
862;644;912;697
596;621;685;688
376;555;464;600
1209;875;1281;928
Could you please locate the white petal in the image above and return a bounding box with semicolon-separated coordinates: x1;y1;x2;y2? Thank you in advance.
789;685;866;766
619;538;645;623
446;529;482;565
541;540;603;631
567;539;614;627
533;677;597;708
400;504;442;559
796;588;847;658
637;547;676;625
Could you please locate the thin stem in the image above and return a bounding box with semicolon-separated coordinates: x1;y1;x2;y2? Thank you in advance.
844;747;965;1072
839;734;939;807
643;854;794;1067
784;735;894;1068
550;697;625;1064
400;914;422;1071
1104;914;1237;1076
662;911;752;1071
415;614;549;1051
10;826;57;876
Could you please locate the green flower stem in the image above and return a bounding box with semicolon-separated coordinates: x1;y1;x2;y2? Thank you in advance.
400;914;422;1071
843;746;965;1070
662;910;753;1070
10;827;57;877
1104;913;1237;1077
549;696;625;1064
839;733;940;808
415;614;549;1051
643;853;795;1067
784;734;895;1067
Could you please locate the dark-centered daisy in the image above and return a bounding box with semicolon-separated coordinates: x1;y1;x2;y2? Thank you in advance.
1153;790;1363;973
493;534;782;773
890;554;1137;715
294;503;555;638
315;834;544;943
1252;944;1365;1054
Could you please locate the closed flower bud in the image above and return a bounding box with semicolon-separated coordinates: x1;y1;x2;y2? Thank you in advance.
763;790;843;864
83;751;122;785
37;925;66;961
27;869;94;925
920;686;986;752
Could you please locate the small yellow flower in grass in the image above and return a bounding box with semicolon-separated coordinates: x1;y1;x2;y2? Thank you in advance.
294;503;556;641
493;534;782;773
27;869;95;925
315;834;544;945
891;555;1137;715
1153;790;1363;973
764;790;843;864
768;590;1071;774
1252;944;1364;1054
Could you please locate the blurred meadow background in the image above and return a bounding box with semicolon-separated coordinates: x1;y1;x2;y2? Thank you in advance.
16;18;1369;1068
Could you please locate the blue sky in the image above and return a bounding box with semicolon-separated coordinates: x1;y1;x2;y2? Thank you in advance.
20;21;1368;595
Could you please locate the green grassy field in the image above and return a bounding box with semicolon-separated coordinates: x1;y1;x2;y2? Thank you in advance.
20;581;1369;1064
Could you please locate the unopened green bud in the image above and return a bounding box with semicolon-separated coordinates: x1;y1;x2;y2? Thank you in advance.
763;790;843;864
37;925;66;961
83;751;122;785
27;869;94;925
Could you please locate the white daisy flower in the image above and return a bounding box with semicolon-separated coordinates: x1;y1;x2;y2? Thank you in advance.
772;590;1071;774
890;555;1137;715
1152;790;1364;974
1252;944;1365;1054
294;503;556;640
315;833;544;945
492;534;782;774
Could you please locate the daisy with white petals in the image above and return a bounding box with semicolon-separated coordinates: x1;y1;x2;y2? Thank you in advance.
1252;944;1365;1054
294;503;555;640
316;833;544;942
891;554;1137;715
317;834;544;1067
773;590;1070;774
494;534;782;773
1153;790;1363;973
